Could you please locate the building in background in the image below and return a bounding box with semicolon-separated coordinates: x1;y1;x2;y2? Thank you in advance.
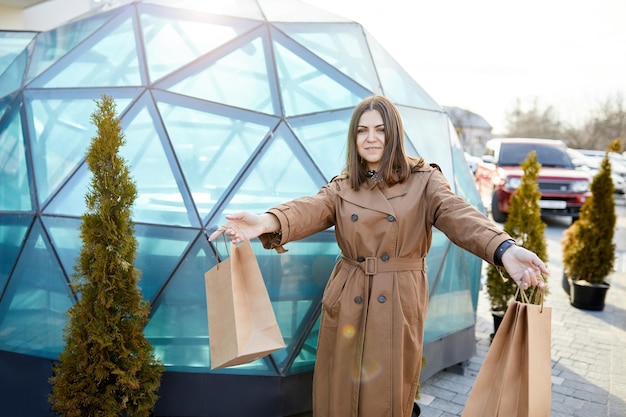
0;1;485;416
445;105;493;157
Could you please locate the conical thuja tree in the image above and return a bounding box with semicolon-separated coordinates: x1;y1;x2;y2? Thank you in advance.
49;95;163;417
486;151;548;314
562;138;620;284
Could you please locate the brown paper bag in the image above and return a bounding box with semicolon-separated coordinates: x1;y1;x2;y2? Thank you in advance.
462;292;552;417
205;238;285;369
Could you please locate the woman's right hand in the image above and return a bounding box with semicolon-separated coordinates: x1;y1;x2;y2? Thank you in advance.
208;212;279;244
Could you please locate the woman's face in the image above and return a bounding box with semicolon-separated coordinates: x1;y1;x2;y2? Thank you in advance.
356;109;385;171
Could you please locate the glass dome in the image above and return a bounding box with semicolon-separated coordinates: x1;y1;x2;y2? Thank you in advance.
0;1;485;415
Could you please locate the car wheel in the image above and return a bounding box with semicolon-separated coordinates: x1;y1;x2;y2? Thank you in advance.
491;192;507;223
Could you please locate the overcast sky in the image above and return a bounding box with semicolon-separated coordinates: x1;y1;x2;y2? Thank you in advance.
306;0;626;134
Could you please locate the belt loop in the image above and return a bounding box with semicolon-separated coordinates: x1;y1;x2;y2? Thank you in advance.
365;257;377;275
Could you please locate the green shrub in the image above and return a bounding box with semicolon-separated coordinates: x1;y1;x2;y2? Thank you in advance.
486;151;548;310
49;95;164;417
562;139;620;284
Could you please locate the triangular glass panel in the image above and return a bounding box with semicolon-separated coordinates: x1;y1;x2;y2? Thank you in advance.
133;224;196;302
275;22;381;94
288;109;351;181
139;4;261;82
0;47;28;98
448;120;482;204
258;0;350;22
208;123;325;229
43;163;90;217
157;96;277;220
41;215;81;280
365;32;440;111
0;99;33;212
424;230;449;299
0;31;36;77
424;244;475;342
144;235;213;371
142;0;265;21
38;11;143;88
0;219;73;359
121;98;196;226
0;93;16;127
161;30;278;115
0;214;33;296
399;106;454;184
25;10;118;84
272;29;367;116
25;90;140;207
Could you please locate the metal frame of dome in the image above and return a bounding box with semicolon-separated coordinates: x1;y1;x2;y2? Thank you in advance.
0;1;485;415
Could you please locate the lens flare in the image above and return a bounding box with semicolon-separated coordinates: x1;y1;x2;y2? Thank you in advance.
342;324;356;339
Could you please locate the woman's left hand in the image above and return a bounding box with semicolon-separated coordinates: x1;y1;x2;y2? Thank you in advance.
501;245;548;290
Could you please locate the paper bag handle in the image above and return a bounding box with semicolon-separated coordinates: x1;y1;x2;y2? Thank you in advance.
205;231;229;266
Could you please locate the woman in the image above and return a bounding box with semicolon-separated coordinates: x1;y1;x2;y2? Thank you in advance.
209;95;547;417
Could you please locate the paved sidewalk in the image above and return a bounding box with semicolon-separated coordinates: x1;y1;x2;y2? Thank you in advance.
417;201;626;416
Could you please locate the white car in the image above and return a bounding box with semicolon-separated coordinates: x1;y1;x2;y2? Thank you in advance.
568;148;626;195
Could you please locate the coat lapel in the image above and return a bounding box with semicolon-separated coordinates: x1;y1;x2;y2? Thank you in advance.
338;182;408;214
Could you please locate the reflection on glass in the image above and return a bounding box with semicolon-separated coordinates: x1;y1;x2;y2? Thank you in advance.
0;103;32;211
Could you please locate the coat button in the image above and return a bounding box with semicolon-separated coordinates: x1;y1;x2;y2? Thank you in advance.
354;296;363;304
378;295;387;303
357;256;365;262
387;215;395;222
351;213;358;221
381;253;389;261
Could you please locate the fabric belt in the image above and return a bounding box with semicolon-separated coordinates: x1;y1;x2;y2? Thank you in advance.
340;255;424;275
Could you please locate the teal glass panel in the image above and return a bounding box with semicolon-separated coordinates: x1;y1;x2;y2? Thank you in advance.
273;40;363;116
41;216;81;279
448;120;484;209
43;163;89;216
165;36;276;114
143;0;265;20
157;100;274;220
365;32;440;111
42;14;142;87
121;104;194;226
0;93;15;131
140;7;260;82
27;97;99;206
285;315;321;375
275;22;381;94
262;236;337;374
0;101;32;212
0;220;73;359
0;214;32;295
424;244;476;343
134;224;196;302
25;11;115;84
0;47;28;98
144;236;213;371
288;110;351;181
399;106;454;186
424;229;448;293
0;31;36;76
209;126;324;228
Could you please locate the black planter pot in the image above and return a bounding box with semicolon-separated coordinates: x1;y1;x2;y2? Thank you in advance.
490;310;505;341
412;402;421;417
570;280;610;311
562;272;570;295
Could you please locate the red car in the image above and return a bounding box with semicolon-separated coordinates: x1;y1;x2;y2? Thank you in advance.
475;138;591;223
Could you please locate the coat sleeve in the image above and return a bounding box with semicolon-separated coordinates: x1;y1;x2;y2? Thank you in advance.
424;168;511;264
258;181;338;252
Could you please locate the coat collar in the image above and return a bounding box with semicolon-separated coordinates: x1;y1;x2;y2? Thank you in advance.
338;180;408;214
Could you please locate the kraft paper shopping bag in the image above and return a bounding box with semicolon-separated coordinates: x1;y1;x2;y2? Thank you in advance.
205;238;285;369
462;290;551;417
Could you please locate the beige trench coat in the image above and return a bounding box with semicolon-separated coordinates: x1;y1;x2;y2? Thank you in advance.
260;163;510;417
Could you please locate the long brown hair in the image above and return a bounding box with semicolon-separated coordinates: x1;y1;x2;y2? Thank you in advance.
344;95;420;190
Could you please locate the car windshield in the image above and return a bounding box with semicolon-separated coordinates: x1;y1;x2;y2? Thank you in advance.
498;143;574;168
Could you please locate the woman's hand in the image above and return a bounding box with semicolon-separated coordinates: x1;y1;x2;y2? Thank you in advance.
501;245;549;290
208;212;279;244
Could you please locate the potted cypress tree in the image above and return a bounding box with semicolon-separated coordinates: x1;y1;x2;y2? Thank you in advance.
49;95;164;416
561;139;621;311
486;151;548;337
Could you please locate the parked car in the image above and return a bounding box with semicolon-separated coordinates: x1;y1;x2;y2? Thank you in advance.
464;152;482;174
568;148;626;195
475;138;591;223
